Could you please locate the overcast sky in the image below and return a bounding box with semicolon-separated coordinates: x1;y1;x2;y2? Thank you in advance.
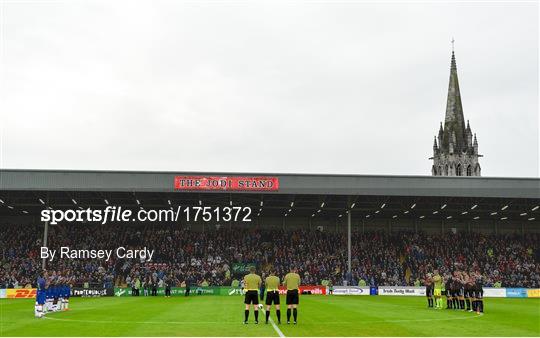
0;1;538;177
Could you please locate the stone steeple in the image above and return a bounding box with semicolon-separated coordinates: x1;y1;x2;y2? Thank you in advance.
442;51;467;153
430;47;482;176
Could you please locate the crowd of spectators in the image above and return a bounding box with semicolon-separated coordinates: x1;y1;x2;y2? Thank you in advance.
0;223;538;289
349;232;539;288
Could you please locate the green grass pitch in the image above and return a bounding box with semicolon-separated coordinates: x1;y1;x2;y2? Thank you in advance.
1;296;539;336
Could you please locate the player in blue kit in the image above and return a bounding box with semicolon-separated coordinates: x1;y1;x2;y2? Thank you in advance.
52;282;60;312
35;271;47;318
62;281;70;311
46;272;59;312
59;275;70;311
57;277;65;311
45;282;53;313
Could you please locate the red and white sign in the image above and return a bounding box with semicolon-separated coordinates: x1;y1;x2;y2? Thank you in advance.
174;176;279;191
278;285;327;295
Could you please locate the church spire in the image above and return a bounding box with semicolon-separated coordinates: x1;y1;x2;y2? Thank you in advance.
430;41;482;177
443;44;466;153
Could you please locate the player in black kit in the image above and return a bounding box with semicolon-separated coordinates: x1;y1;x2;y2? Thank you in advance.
445;275;454;309
451;277;460;310
464;274;474;312
473;274;484;314
455;271;466;310
424;274;433;308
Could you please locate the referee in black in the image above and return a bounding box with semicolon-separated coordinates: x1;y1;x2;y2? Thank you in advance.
151;278;157;296
164;277;171;298
284;267;301;324
264;270;281;324
184;278;191;297
243;266;262;324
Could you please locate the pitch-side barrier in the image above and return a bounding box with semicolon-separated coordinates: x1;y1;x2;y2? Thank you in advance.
1;286;537;298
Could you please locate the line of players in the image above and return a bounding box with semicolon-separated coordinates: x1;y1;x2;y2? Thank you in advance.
424;270;484;314
35;271;72;318
243;266;301;325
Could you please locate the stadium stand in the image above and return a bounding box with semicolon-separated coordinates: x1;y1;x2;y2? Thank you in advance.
0;224;538;289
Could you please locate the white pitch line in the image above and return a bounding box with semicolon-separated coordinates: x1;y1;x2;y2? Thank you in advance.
260;307;285;338
43;316;241;325
42;310;482;332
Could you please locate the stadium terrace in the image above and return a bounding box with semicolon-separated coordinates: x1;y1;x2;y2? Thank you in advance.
0;168;539;289
39;247;154;262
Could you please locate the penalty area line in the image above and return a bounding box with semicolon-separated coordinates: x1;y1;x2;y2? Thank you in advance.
260;307;285;338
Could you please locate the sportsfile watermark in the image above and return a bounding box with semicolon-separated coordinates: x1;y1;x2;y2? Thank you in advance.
40;206;253;225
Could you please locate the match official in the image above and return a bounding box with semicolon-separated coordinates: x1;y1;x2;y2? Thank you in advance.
284;267;301;324
243;266;262;324
184;278;191;297
164;277;171;298
432;270;443;310
264;270;281;324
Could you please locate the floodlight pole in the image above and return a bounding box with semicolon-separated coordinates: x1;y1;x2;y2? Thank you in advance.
42;194;49;271
347;211;351;277
42;219;48;270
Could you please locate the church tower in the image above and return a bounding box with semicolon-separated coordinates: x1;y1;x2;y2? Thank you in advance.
430;47;482;176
